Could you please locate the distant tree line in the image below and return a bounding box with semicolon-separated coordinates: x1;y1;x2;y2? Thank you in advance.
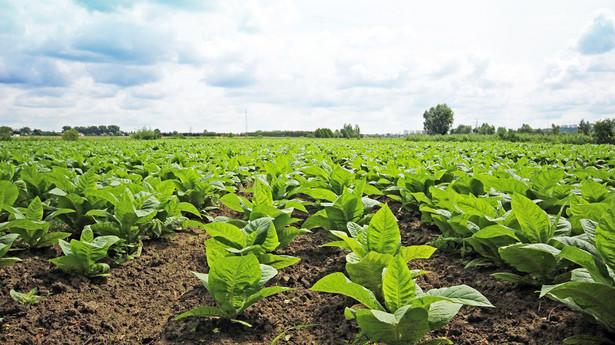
62;125;123;136
418;103;615;145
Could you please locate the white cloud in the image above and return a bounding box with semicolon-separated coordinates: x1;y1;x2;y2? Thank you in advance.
1;0;615;133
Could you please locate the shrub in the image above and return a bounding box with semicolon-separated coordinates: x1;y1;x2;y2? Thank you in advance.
62;129;79;141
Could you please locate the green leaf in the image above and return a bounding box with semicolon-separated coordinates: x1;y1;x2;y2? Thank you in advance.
425;285;494;307
491;272;541;286
383;255;415;313
399;245;437;262
498;243;561;282
346;251;394;298
531;169;565;192
257;253;300;269
511;193;552;243
253;179;273;207
204;222;246;249
35;231;71;248
174;306;229;320
426;301;462;331
303;188;338;202
558;246;613;285
596;220;615;271
302;214;332;230
244;218;279;252
366;204;400;255
541;282;615;333
311;272;384;311
242;286;294;314
26;196;44;221
329;230;368;259
356;307;430;345
0;181;19;207
209;255;262;316
277;227;309;249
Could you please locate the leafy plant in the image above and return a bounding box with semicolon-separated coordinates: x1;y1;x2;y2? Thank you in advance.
302;187;380;233
311;254;493;345
49;227;119;277
10;288;42;307
202;218;299;269
1;196;71;248
541;205;615;333
86;188;160;257
174;254;293;327
323;204;436;299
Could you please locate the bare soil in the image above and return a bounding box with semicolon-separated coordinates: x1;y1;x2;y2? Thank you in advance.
0;203;610;345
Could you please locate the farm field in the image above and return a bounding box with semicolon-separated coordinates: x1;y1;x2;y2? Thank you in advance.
0;138;613;345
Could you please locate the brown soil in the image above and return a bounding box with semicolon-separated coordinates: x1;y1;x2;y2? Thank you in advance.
0;203;610;345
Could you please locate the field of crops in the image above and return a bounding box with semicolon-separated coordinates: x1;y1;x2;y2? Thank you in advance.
0;138;613;345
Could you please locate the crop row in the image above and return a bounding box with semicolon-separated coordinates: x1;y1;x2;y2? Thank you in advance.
0;138;614;343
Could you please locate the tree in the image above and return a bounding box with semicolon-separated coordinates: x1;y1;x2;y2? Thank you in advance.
551;123;560;136
62;128;79;141
593;119;615;144
0;126;12;141
475;123;495;135
518;123;533;134
423;104;453;135
314;128;334;138
32;129;43;136
451;124;472;134
496;127;508;140
62;126;72;133
578;119;591;136
19;127;31;136
339;123;361;139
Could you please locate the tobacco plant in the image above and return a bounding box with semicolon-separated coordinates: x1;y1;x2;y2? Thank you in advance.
175;254;293;327
50;227;119;277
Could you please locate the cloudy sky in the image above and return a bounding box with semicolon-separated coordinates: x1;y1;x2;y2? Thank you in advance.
1;0;615;134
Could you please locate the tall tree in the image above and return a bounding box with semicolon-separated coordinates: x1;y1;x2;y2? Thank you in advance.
423;104;454;135
593;119;615;144
578;119;591;136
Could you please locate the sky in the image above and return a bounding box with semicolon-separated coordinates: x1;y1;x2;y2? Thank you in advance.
1;0;615;134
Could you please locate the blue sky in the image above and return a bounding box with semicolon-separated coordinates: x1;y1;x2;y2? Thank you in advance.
1;0;615;133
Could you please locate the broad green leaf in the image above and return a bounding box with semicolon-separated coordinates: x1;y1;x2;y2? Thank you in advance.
596;221;615;271
258;253;300;269
399;245;437;262
209;255;262;316
541;282;615;333
426;300;462;330
311;272;384;311
204;222;245;249
303;188;338;202
356;307;430;345
498;243;561;282
0;181;19;207
557;246;613;285
242;286;294;313
35;231;71;248
346;251;394;298
366;204;400;255
26;196;44;221
329;230;368;259
531;169;564;192
425;285;493;307
244;218;278;252
383;255;415;313
511;193;551;243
